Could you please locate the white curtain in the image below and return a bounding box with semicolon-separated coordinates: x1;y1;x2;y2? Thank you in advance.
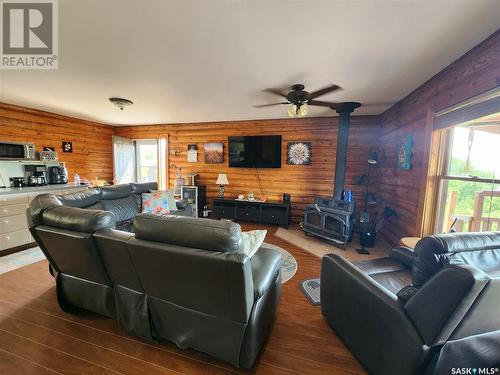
113;136;136;184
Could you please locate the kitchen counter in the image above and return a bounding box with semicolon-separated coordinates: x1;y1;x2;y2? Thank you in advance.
0;184;89;195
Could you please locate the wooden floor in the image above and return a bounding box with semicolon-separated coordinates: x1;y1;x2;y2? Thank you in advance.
0;223;368;375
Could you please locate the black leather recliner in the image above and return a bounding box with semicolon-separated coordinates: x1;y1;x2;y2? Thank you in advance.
321;232;500;375
29;196;117;318
28;193;282;368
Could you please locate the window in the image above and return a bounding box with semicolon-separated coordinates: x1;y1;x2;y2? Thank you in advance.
435;113;500;233
113;136;135;184
135;140;158;183
113;137;167;188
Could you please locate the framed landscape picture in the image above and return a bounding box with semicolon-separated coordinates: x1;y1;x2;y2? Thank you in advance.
204;142;223;164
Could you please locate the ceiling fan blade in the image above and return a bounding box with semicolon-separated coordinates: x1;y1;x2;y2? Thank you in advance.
308;84;342;99
308;99;341;108
253;102;289;108
262;88;288;99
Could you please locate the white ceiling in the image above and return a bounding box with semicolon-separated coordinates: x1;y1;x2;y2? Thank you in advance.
0;0;499;126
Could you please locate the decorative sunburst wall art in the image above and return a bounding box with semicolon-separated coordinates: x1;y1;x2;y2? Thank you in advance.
287;141;312;165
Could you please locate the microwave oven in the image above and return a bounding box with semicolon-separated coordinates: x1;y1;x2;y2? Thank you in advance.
0;141;36;160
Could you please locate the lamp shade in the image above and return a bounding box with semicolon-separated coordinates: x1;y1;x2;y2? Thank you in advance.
216;173;229;185
368;151;378;164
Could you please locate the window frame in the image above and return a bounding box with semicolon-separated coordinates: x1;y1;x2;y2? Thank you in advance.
433;126;500;233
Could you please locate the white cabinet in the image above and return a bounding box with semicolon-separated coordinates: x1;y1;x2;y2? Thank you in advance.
0;203;29;217
0;193;28;206
0;230;31;251
0;186;88;252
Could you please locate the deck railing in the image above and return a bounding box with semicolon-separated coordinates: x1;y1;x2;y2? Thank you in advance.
446;190;500;232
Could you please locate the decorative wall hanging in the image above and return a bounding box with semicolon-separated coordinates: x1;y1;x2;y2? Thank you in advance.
171;147;181;156
398;134;413;170
287;141;312;165
62;141;73;153
187;144;198;163
204;142;223;164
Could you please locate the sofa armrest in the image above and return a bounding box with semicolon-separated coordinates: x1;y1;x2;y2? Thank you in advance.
175;199;189;210
404;264;490;346
173;202;194;217
321;254;427;375
250;245;282;299
390;246;415;268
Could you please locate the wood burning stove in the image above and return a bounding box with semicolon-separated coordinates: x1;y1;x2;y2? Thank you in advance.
304;197;355;246
303;102;361;247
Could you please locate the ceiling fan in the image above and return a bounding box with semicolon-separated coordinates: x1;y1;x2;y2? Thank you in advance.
254;83;346;117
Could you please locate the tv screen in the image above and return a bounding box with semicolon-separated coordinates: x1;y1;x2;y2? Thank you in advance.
229;135;282;168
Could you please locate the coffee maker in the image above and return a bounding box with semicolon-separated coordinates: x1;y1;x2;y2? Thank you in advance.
24;165;48;186
48;166;68;184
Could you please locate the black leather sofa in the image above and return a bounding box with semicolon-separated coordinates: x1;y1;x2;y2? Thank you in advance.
55;182;192;232
321;232;500;375
28;187;282;368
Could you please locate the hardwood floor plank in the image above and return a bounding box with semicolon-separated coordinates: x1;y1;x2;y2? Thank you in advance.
0;348;62;375
0;329;120;375
0;312;181;375
0;291;240;375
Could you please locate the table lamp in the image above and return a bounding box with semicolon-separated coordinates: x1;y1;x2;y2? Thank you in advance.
216;173;229;198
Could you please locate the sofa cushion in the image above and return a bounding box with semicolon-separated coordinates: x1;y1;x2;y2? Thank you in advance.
101;195;140;223
101;184;132;200
134;214;243;253
57;188;102;208
42;206;115;233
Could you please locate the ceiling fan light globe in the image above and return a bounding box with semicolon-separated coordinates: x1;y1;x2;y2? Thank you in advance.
287;104;297;117
298;103;309;117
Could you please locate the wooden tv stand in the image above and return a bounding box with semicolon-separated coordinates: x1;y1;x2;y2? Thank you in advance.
212;199;290;228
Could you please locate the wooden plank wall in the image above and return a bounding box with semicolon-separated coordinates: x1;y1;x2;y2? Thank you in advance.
0;103;115;182
116;116;380;222
377;30;500;245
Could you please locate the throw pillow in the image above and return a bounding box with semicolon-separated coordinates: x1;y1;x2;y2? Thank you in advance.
148;189;178;212
240;230;267;258
141;191;172;216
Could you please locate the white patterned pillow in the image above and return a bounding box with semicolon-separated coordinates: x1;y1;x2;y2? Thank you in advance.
240;230;267;258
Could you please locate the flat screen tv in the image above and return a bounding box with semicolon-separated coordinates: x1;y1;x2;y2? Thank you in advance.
229;135;282;168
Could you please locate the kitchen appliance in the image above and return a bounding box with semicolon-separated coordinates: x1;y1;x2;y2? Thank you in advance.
9;177;25;187
24;165;48;186
0;141;35;160
48;166;68;184
40;150;58;161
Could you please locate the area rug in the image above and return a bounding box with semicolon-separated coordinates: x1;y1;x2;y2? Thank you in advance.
0;247;46;274
274;226;390;261
263;242;297;284
300;278;321;305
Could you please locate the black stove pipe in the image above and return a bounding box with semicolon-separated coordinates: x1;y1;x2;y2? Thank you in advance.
332;102;361;200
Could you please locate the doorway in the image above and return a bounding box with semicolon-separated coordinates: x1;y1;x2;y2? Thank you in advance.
113;136;167;189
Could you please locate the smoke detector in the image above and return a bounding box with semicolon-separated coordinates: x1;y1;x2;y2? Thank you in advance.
109;97;133;110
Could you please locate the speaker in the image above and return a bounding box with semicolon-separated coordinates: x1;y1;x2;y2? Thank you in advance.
283;193;291;203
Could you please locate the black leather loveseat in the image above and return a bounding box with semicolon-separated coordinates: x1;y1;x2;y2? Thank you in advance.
321;232;500;375
28;191;282;368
